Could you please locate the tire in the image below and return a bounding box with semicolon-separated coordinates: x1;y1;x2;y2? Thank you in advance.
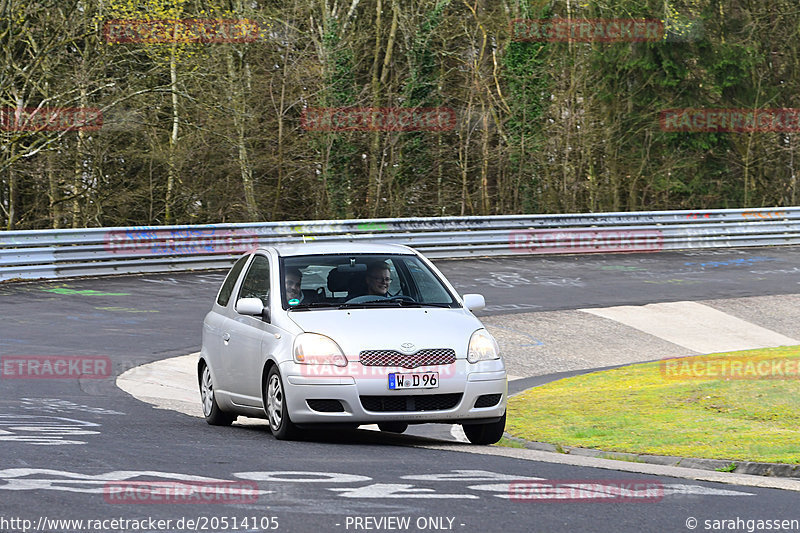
462;412;506;445
378;422;408;434
200;364;235;426
265;366;300;440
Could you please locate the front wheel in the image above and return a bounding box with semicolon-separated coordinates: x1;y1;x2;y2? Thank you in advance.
462;412;506;445
200;364;235;426
265;366;300;440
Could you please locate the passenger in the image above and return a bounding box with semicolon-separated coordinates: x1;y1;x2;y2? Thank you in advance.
365;261;392;297
285;267;304;303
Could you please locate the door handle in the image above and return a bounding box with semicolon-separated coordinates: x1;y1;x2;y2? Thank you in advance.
222;332;231;343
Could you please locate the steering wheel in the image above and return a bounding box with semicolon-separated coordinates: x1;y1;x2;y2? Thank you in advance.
385;295;416;302
344;295;389;304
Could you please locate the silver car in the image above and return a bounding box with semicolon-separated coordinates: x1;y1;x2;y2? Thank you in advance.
198;242;507;444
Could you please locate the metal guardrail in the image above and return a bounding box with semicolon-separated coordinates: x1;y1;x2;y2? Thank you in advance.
1;207;798;281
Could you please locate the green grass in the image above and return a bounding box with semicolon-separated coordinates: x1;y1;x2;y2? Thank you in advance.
597;453;644;463
496;436;527;449
506;346;800;464
715;463;738;472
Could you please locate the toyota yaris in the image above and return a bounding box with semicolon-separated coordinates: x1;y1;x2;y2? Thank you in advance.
198;242;507;444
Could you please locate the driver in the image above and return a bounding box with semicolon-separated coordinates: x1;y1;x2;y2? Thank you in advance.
365;261;392;296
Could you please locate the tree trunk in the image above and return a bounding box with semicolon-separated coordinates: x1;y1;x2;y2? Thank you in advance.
47;151;61;228
166;46;179;224
226;51;259;220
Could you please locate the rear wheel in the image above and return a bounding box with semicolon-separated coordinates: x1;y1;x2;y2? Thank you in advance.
200;364;235;426
265;366;300;440
462;412;506;445
378;422;408;434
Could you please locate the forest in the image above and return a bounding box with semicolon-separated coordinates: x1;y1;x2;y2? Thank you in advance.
2;0;799;230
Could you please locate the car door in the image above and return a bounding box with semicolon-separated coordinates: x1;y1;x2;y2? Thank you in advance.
221;254;278;407
204;254;249;394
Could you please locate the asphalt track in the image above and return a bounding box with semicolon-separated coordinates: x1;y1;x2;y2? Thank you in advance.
1;246;800;533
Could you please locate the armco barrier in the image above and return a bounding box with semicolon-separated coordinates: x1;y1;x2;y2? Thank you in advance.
1;207;799;281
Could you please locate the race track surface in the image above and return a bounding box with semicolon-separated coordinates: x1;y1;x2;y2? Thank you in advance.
1;246;799;533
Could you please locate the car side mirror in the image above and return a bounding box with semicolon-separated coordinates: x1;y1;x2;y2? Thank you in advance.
462;294;485;312
235;298;270;322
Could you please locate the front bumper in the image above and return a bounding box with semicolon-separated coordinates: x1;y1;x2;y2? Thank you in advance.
280;359;507;424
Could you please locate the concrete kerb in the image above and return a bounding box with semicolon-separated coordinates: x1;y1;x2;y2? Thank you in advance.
417;442;800;492
499;434;800;479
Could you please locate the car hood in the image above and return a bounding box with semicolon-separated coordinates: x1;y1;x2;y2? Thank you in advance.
286;307;483;359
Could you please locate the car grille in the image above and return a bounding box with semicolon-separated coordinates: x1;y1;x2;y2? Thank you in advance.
474;394;502;408
359;348;456;368
306;399;345;413
360;393;462;412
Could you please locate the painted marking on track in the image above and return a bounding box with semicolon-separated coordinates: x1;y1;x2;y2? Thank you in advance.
0;469;272;497
140;274;226;285
19;398;124;416
329;484;478;499
401;470;753;500
40;288;130;296
402;470;543;482
467;482;754;500
683;250;748;256
683;256;777;269
581;301;798;353
750;267;800;275
600;265;646;271
234;472;370;483
0;415;100;445
475;272;584;288
482;303;542;312
643;279;702;285
0;469;757;500
95;307;159;313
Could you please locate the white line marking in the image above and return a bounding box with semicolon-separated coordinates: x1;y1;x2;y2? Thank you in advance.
581;301;798;353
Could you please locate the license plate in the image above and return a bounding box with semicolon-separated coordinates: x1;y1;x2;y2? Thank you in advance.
388;372;439;390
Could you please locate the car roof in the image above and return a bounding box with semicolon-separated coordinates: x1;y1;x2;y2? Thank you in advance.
264;241;417;257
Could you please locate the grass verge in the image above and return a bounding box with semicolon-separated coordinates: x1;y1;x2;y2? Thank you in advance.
506;345;800;464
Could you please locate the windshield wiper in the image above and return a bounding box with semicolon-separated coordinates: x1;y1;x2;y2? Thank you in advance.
288;302;338;310
336;301;391;309
336;298;453;309
384;297;453;308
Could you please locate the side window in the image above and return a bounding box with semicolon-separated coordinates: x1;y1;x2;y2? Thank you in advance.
238;255;271;307
217;255;249;307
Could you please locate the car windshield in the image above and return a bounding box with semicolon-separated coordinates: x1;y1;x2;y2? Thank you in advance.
280;254;457;310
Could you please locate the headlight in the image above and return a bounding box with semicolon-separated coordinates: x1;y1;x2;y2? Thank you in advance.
293;333;347;366
467;329;500;363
